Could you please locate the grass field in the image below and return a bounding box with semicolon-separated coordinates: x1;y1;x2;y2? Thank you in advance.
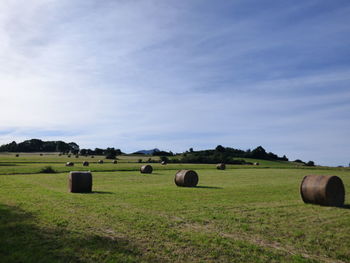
0;153;349;262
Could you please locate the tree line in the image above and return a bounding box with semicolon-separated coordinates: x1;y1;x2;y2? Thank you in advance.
0;139;313;165
0;139;79;153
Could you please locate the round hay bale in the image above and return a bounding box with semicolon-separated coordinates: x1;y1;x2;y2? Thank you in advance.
98;160;104;164
75;155;79;158
68;171;92;193
83;161;89;166
174;170;198;187
91;155;94;158
300;175;345;207
40;153;43;156
66;162;74;166
140;165;153;174
112;160;117;164
58;153;62;156
216;163;226;170
161;161;167;165
68;154;71;158
15;154;19;157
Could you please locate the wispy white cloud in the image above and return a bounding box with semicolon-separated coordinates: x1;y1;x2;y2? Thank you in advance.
0;0;349;165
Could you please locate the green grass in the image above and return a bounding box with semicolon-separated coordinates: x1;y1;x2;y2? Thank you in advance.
0;153;349;262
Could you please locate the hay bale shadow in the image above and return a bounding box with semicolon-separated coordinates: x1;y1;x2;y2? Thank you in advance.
339;204;350;209
195;186;223;189
92;191;114;194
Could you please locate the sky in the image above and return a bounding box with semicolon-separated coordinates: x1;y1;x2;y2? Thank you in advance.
0;0;350;166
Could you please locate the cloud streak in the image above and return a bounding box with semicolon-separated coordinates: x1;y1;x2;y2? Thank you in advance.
0;0;350;165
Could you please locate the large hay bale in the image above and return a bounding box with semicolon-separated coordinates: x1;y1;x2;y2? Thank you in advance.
175;170;199;187
83;161;89;166
112;160;117;164
140;165;153;174
216;163;226;170
98;160;104;164
68;171;92;193
66;162;74;166
300;175;345;207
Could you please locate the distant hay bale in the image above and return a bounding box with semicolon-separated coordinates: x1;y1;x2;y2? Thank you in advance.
40;153;43;156
98;160;104;164
254;162;260;166
91;155;95;158
161;161;167;165
58;153;62;156
83;161;89;166
174;170;199;187
66;162;74;166
68;171;92;193
15;154;19;157
75;155;79;158
300;175;345;207
68;154;71;158
140;165;153;174
112;160;117;164
216;163;226;170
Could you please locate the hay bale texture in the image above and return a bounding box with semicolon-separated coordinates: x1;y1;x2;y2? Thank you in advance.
140;165;153;174
300;175;345;207
83;161;89;166
216;163;226;170
66;162;74;166
174;170;199;187
68;171;92;193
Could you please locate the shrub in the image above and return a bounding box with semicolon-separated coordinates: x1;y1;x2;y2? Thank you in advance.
39;166;57;173
305;161;315;167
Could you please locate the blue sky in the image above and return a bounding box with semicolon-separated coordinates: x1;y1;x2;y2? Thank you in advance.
0;0;349;165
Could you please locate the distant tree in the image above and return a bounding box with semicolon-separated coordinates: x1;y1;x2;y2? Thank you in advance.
281;155;289;161
215;145;225;152
250;146;268;159
105;148;119;159
189;148;194;153
94;148;104;155
305;161;315;167
160;156;169;163
153;150;173;156
68;142;79;151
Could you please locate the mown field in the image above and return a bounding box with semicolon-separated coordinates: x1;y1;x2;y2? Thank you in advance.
0;153;349;263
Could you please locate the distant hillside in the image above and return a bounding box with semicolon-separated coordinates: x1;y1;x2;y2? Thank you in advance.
133;148;160;155
0;139;79;153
